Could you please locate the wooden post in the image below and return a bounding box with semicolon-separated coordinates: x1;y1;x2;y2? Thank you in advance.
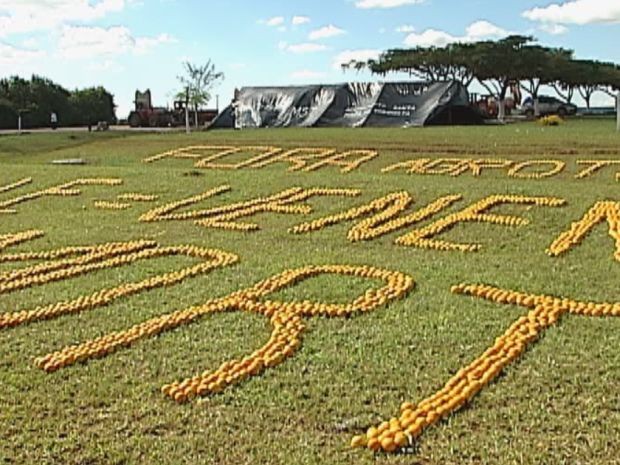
185;87;190;134
17;114;22;134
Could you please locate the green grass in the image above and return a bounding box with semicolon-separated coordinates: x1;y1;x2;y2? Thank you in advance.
1;119;620;465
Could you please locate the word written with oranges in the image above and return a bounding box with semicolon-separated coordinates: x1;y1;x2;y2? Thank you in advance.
383;157;620;180
0;231;238;331
351;283;620;453
34;264;413;403
143;145;378;173
0;178;122;213
139;185;360;231
292;192;565;252
547;200;620;261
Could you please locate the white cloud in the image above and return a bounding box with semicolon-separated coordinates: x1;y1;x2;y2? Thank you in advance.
355;0;424;9
229;62;247;70
290;69;327;80
308;25;346;40
396;25;415;33
284;42;328;53
0;41;45;66
292;15;310;25
538;23;569;35
403;20;509;47
523;0;620;25
88;59;123;72
262;16;285;27
465;20;508;40
58;25;175;59
404;29;457;47
21;38;39;49
0;0;126;37
332;49;380;69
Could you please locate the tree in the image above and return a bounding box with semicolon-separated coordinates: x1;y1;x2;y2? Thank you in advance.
349;43;477;87
517;46;573;116
0;75;116;129
69;87;116;126
177;60;224;128
552;60;619;110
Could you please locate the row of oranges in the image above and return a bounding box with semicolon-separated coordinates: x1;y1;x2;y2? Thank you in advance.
575;160;620;179
0;178;122;212
35;264;412;403
1;237;237;332
94;200;131;210
396;194;566;251
143;145;379;174
117;193;159;202
0;230;44;253
0;177;32;194
195;187;361;231
290;191;463;243
0;239;154;295
381;158;567;179
139;185;360;231
547;200;620;261
352;281;620;453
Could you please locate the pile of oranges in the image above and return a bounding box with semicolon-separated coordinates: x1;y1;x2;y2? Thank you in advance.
547;200;620;261
0;234;238;331
36;264;413;403
351;281;620;453
396;194;565;251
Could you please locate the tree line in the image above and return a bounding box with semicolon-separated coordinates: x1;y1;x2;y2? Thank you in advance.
0;75;116;129
346;35;620;119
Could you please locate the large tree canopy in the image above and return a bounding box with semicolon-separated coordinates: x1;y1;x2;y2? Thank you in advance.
0;75;116;129
349;35;620;115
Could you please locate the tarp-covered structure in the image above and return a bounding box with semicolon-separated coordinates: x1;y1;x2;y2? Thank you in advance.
211;80;482;129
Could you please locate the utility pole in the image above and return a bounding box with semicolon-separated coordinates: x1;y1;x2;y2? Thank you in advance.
185;86;190;134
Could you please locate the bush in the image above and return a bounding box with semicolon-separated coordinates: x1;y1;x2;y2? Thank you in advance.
537;115;563;126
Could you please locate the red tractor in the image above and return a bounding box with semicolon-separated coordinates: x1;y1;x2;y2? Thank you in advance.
128;89;218;128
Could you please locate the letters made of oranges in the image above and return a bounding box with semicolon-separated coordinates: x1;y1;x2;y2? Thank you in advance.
547;200;620;261
143;145;378;173
0;231;238;330
0;178;122;214
140;185;360;231
290;191;462;242
35;264;414;404
351;283;620;453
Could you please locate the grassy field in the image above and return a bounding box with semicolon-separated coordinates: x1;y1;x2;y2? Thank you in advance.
1;119;619;465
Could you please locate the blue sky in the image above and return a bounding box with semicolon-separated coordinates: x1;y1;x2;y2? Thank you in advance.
1;0;619;118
